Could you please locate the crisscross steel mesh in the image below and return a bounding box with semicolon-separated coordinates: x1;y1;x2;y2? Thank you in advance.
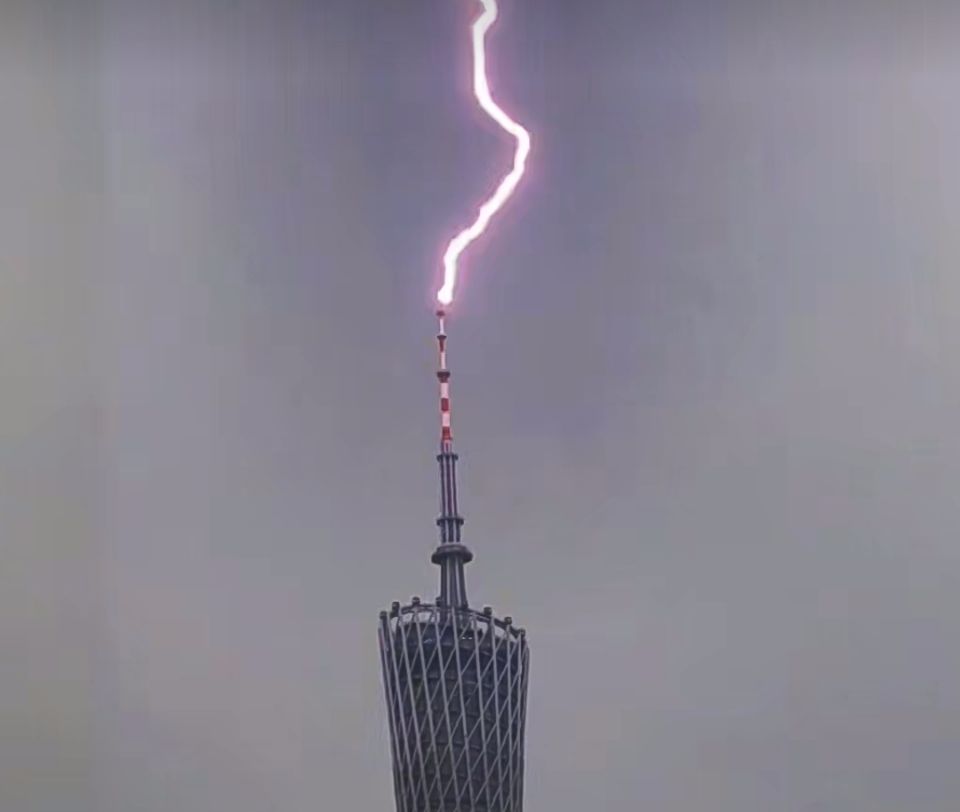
378;603;530;812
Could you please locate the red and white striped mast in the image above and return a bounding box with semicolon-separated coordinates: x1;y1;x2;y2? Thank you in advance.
431;308;473;608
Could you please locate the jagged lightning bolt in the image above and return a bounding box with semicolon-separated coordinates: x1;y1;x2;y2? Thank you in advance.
436;0;531;306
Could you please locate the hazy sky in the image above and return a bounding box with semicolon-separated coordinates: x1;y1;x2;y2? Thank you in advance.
3;1;960;810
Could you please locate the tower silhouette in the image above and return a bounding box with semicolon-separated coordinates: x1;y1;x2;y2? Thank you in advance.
378;312;530;812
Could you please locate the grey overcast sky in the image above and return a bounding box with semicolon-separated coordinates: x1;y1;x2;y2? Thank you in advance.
2;1;959;810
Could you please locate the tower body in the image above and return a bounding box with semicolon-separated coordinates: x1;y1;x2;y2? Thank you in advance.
378;314;530;812
378;602;529;812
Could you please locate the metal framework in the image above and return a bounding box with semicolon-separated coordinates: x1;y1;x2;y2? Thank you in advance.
378;603;529;812
377;312;530;811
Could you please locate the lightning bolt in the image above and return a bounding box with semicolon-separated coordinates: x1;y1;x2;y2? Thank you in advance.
437;0;531;306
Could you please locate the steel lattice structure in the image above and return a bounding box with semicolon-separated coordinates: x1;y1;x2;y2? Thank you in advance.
378;603;529;812
378;312;530;811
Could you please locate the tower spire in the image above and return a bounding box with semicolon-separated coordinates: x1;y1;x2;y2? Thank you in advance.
431;309;473;608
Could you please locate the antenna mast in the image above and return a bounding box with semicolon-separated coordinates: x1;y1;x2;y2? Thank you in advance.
432;309;473;608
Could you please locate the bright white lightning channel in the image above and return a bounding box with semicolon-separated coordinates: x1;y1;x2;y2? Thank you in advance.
437;0;531;306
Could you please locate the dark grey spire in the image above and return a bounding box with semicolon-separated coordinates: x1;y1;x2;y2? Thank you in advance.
431;310;473;608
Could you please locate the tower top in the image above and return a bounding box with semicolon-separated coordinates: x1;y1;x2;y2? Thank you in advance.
432;309;473;608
